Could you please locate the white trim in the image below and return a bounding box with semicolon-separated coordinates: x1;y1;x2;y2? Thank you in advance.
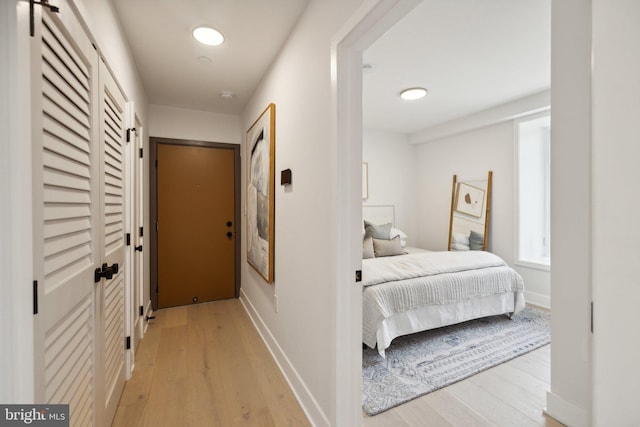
513;110;552;271
545;391;590;427
524;290;551;310
516;258;551;272
239;289;325;427
331;1;420;425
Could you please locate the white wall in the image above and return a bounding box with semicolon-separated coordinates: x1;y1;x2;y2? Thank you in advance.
238;0;363;425
362;128;418;244
149;104;242;144
591;0;640;424
547;0;592;424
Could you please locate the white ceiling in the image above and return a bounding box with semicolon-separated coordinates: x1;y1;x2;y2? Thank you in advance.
111;0;549;134
111;0;310;114
363;0;551;135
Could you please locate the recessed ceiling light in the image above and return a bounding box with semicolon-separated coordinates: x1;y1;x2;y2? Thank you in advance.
400;87;428;101
193;26;224;46
219;91;234;100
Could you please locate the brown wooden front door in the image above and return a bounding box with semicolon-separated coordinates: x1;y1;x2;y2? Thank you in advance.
157;143;236;308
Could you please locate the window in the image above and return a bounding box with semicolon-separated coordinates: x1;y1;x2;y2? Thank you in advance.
516;113;550;270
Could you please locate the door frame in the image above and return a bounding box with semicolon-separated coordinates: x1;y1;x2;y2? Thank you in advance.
149;137;241;310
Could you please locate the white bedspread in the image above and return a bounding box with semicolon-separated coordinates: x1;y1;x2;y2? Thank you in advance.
362;251;525;356
362;250;508;287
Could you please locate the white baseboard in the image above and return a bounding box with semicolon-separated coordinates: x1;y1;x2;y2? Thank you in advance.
239;289;329;427
545;391;590;427
525;290;550;310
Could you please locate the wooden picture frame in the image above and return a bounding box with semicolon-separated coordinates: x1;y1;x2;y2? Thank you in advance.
455;182;485;218
246;104;276;283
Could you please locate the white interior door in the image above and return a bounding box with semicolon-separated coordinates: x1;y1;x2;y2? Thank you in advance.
97;58;127;425
31;3;99;426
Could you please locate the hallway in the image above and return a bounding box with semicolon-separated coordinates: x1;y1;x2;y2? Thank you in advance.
112;299;310;426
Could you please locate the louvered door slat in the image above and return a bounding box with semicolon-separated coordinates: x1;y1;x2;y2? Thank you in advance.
43;97;91;141
43;116;90;155
43;81;90;129
42;14;89;83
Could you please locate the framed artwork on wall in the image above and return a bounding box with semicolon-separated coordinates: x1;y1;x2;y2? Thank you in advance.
246;103;276;283
455;182;485;218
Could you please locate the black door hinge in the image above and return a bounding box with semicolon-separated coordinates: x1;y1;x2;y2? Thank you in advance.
126;233;131;246
139;226;144;237
355;270;362;282
30;0;59;37
126;336;131;350
139;148;143;158
126;128;136;143
33;280;39;315
139;306;144;316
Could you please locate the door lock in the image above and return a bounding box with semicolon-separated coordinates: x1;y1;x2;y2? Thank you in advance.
135;245;143;252
226;231;233;238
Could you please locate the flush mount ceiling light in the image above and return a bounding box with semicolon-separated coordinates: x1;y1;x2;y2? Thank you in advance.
219;91;235;100
192;26;224;46
400;87;428;101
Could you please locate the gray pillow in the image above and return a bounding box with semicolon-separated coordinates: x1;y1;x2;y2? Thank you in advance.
362;236;374;259
373;236;405;257
469;230;484;250
364;221;392;240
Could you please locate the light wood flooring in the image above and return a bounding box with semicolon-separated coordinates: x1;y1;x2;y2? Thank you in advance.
113;299;563;427
111;299;310;427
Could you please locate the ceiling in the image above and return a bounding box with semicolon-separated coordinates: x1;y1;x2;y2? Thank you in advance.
363;0;551;135
111;0;550;135
111;0;310;114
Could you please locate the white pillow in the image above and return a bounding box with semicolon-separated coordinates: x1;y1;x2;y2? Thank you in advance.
389;227;407;240
451;232;470;245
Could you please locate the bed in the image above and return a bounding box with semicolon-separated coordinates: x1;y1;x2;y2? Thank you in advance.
362;206;525;357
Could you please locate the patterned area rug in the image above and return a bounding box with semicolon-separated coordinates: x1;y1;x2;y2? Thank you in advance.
362;306;550;416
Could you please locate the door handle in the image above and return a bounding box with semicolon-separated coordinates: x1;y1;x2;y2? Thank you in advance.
135;245;143;252
226;221;232;227
94;263;119;283
226;231;233;238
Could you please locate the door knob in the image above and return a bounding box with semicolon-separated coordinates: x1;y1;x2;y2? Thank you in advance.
226;221;232;227
226;231;233;238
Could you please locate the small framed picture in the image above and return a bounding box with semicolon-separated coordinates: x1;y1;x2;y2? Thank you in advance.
455;182;485;217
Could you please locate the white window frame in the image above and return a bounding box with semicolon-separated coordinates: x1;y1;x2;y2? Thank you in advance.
514;110;551;271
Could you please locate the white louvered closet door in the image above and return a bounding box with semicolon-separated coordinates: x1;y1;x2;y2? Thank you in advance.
32;3;127;427
31;3;99;427
97;58;127;425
